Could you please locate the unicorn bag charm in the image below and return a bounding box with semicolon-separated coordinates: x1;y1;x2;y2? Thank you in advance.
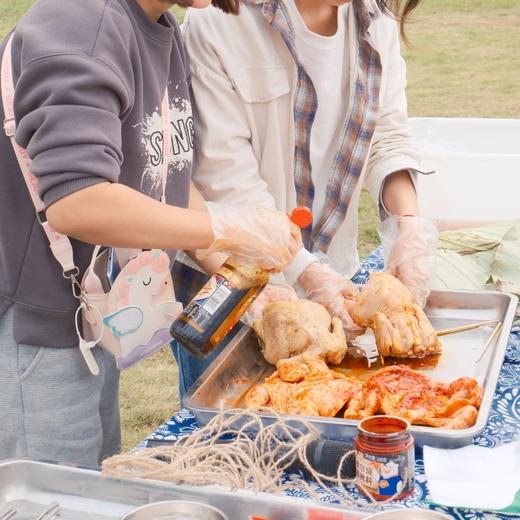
80;248;182;374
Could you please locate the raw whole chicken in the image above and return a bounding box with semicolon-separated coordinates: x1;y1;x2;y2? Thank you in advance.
253;300;347;366
351;365;483;429
245;357;364;418
353;272;442;358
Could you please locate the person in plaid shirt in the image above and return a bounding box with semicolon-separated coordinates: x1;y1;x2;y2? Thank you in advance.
172;0;438;396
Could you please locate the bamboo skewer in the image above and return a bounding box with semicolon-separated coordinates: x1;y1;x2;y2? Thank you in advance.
474;321;502;364
436;319;498;337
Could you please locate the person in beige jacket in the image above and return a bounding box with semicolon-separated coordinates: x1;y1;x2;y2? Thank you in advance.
172;0;438;395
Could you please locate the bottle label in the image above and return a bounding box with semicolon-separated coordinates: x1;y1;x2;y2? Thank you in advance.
355;445;414;499
184;274;235;328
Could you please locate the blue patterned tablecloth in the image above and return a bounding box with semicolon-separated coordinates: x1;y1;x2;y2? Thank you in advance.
148;249;520;519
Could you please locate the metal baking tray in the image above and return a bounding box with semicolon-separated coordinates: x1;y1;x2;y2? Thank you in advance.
183;289;518;449
0;459;367;519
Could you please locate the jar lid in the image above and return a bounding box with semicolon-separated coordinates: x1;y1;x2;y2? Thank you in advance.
359;415;411;437
290;206;313;229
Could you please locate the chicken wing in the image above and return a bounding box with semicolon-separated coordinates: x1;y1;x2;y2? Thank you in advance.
352;365;483;429
245;357;363;418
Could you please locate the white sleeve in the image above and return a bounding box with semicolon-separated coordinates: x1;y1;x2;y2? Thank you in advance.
284;248;318;286
364;18;422;207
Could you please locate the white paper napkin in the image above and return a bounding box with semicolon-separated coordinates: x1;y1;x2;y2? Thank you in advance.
424;441;520;511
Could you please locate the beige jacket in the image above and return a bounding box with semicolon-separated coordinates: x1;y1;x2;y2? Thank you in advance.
183;0;422;278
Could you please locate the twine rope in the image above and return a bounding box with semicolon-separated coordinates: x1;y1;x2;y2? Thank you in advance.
102;409;406;508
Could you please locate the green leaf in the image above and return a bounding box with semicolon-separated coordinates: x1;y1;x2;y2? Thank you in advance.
433;220;520;317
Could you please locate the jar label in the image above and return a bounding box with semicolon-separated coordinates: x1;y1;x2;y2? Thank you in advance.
355;446;414;498
184;275;242;328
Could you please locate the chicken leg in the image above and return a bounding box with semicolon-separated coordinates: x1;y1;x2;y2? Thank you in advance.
353;272;441;358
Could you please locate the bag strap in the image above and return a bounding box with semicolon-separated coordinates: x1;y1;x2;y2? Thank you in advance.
160;86;171;204
1;34;80;291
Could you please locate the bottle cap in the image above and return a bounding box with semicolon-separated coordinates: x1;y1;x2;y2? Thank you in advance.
290;206;313;228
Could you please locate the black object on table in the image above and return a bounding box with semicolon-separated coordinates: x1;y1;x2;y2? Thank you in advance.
145;437;356;480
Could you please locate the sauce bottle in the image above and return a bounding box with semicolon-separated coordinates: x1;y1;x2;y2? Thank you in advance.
355;415;415;501
170;207;312;360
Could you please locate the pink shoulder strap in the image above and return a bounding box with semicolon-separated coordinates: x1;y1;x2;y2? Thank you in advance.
1;34;78;281
160;86;171;203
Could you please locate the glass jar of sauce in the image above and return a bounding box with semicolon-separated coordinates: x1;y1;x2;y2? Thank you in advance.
169;256;269;359
355;415;415;501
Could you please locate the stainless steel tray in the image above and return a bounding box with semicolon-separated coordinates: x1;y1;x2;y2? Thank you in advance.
0;459;367;519
183;290;518;449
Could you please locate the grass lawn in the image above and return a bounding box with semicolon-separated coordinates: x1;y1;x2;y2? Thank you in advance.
2;0;518;450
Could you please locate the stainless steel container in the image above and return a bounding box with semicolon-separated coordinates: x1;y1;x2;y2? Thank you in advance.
0;460;369;519
183;289;518;448
121;500;227;520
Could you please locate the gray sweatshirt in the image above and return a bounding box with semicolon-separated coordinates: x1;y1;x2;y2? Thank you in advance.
0;0;193;347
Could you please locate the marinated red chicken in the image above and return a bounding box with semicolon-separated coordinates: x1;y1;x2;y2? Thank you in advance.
245;357;364;418
253;300;347;366
353;272;442;358
352;365;483;429
247;362;482;429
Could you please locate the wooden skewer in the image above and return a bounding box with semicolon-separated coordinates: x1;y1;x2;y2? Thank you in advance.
474;321;502;364
436;319;498;337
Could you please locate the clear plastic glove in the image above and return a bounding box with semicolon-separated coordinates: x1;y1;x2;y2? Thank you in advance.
241;274;298;327
199;202;302;272
378;216;439;308
297;260;364;339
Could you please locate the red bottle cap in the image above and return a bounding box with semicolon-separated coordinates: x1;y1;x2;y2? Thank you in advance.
290;206;313;228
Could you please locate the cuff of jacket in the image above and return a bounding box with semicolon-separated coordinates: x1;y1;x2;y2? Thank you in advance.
365;156;420;202
379;167;420;220
43;177;109;209
365;159;434;221
284;248;318;286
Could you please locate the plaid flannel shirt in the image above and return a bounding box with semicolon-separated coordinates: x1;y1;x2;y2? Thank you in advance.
263;0;382;252
174;0;383;303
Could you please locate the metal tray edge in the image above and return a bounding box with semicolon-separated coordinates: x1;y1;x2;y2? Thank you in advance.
182;289;519;447
0;459;371;517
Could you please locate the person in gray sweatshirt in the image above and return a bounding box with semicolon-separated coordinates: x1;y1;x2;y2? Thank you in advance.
0;0;301;467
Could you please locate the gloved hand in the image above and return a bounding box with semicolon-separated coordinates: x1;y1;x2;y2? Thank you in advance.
297;260;364;339
241;274;298;326
200;202;302;272
378;215;438;308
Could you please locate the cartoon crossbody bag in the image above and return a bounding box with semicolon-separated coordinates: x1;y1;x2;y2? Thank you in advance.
1;34;182;375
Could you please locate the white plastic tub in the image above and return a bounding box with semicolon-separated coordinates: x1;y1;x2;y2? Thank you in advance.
410;118;520;230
